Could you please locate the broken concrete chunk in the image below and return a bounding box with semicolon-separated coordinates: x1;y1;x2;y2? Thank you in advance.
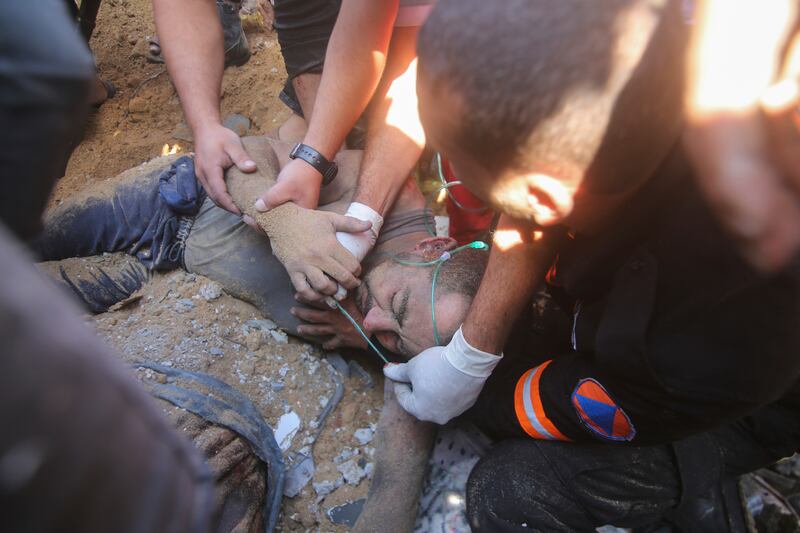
326;498;366;527
312;477;342;499
283;454;315;497
337;459;367;485
198;281;223;301
246;318;278;331
175;299;195;312
270;329;288;344
353;427;374;446
274;411;301;451
222;113;251;137
209;347;223;356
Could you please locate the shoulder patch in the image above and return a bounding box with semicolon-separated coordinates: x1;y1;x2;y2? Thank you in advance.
571;378;636;442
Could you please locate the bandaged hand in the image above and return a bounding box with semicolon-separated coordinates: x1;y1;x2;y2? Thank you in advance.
258;203;371;301
292;295;368;350
335;202;383;263
383;327;502;424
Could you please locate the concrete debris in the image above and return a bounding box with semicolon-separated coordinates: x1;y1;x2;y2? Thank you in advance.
246;318;278;331
222;113;251;137
209;347;223;356
283;454;315;498
337;459;369;486
198;281;223;301
313;477;343;499
270;329;288;344
353;427;374;446
326;498;366;527
333;447;358;465
348;360;374;388
171;122;193;142
274;411;301;451
175;299;195;312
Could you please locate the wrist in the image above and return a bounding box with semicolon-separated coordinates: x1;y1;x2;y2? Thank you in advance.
191;116;224;137
461;321;504;356
444;327;502;378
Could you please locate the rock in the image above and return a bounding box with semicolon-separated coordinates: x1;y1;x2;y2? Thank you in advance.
312;477;342;499
222;113;251;137
175;299;195;312
337;459;367;485
245;331;263;351
270;381;285;392
353;427;374;446
333;447;357;465
171;122;193;142
270;329;288;344
274;411;301;451
128;96;149;115
326;498;366;527
198;281;223;301
209;347;224;356
130;37;151;59
246;318;278;331
284;454;315;497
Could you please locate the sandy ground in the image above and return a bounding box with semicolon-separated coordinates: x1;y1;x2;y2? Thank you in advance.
54;1;383;530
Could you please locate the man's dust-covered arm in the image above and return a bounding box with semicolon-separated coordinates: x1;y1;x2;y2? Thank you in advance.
225;137;372;301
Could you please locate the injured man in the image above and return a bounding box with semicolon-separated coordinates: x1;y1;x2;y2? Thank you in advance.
32;136;488;531
33;137;487;360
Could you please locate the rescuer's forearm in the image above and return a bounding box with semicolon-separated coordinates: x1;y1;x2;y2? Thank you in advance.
153;0;224;134
461;215;558;354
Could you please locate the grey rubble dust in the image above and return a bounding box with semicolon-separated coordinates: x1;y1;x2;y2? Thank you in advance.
80;260;383;531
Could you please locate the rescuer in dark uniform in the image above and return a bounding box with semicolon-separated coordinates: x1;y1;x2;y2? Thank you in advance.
384;0;800;530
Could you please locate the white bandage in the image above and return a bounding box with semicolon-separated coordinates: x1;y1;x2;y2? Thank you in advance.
335;202;384;263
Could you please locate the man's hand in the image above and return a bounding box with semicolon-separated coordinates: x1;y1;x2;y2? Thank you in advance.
292;295;368;350
256;158;323;211
263;204;372;301
383;327;501;424
194;123;257;214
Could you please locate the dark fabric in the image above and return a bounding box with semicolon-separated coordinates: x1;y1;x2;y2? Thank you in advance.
0;224;216;533
33;157;206;271
496;145;800;445
0;0;93;242
466;401;800;532
273;0;341;80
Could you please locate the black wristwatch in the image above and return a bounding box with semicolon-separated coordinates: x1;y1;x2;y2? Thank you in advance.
289;143;338;186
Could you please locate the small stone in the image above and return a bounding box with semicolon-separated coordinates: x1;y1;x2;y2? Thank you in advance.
175;299;195;312
270;381;285;392
326;499;367;527
246;318;278;331
270;329;288;344
312;478;339;499
222;113;251;137
198;281;223;301
283;454;315;497
209;347;224;356
245;331;263;351
171;122;193;142
353;427;374;446
337;459;367;486
128;96;148;115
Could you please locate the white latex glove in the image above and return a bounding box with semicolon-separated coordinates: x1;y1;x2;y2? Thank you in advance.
383;327;502;424
327;202;384;308
336;202;383;263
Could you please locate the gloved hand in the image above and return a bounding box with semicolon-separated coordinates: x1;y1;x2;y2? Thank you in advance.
383;327;502;424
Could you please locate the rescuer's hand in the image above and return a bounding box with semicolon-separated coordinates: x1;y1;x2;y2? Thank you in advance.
383;326;502;424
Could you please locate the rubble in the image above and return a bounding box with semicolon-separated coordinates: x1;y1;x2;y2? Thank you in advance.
274;411;301;452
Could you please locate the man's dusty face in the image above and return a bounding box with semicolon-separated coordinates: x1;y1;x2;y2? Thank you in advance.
355;259;470;358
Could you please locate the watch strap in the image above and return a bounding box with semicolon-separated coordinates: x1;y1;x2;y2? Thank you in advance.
289;143;338;186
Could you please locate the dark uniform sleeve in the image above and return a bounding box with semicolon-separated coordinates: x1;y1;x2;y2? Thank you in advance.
511;258;800;445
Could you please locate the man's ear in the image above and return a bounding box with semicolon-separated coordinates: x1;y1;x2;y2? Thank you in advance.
413;237;458;261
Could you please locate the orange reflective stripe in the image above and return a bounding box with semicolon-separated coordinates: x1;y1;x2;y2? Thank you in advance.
514;368;546;439
513;360;570;441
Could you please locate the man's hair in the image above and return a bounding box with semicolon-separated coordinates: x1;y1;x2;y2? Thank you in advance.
418;0;689;192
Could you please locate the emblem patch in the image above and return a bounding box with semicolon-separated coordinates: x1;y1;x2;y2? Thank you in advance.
571;378;635;441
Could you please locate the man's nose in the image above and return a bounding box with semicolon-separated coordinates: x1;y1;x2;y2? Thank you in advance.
363;307;394;335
